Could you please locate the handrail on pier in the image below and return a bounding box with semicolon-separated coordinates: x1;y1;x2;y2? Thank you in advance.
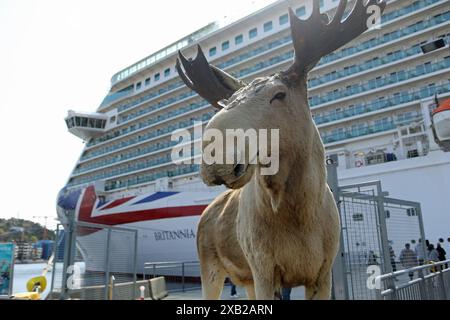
375;259;450;300
143;260;200;293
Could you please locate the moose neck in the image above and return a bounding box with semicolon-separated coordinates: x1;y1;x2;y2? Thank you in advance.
253;85;327;223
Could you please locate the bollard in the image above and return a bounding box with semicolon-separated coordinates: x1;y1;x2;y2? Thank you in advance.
108;275;115;300
139;285;145;300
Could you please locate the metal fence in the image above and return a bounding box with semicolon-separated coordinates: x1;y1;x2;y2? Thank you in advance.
338;181;425;299
376;259;450;300
49;220;138;300
143;261;201;292
327;156;426;300
48;160;431;300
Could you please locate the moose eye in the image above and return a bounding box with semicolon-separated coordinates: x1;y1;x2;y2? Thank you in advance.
270;92;286;104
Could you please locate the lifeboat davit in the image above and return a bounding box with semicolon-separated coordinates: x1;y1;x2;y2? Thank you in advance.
432;98;450;152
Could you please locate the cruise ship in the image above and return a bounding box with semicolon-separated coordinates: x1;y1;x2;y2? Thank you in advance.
57;0;450;274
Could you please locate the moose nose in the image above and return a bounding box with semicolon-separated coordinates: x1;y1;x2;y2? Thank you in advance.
212;175;225;185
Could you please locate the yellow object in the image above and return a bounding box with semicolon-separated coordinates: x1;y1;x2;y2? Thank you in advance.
427;260;437;273
25;254;53;293
12;292;41;300
26;276;47;293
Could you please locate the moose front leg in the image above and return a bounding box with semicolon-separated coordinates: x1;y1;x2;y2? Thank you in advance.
306;270;332;300
250;267;276;300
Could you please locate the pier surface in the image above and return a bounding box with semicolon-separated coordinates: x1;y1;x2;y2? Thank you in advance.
164;285;306;300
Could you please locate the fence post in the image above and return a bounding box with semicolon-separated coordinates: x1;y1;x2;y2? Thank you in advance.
61;210;77;300
418;268;428;299
326;154;349;300
182;262;185;292
437;265;448;300
49;225;60;296
387;277;397;300
104;228;112;300
375;181;392;274
416;204;428;263
132;230;138;300
109;275;115;300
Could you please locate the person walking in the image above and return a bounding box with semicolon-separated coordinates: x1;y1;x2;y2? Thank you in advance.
415;239;426;265
399;243;418;281
436;243;447;269
427;244;440;273
438;238;445;256
229;280;239;299
281;287;292;300
389;246;397;272
367;250;378;265
437;242;447;261
428;244;439;262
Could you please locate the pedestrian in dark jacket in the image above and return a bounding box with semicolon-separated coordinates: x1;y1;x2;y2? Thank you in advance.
436;243;447;269
437;243;447;260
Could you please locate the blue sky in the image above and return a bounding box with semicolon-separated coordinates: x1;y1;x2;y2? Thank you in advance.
0;0;276;229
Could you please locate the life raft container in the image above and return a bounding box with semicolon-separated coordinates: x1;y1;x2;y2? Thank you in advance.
431;98;450;152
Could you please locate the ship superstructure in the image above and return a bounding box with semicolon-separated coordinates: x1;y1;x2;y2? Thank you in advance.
58;0;450;271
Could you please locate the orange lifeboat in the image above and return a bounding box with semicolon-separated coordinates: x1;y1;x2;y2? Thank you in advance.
431;97;450;152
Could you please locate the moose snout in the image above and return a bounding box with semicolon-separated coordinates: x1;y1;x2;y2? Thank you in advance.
200;162;254;189
212;175;225;185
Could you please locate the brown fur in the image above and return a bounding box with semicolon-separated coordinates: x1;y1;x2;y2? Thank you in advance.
197;75;341;300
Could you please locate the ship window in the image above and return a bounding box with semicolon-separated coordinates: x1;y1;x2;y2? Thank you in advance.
421;39;446;54
406;208;418;216
249;28;257;39
154;73;160;81
407;149;419;158
96;119;105;129
352;213;364;222
164;68;170;77
136;82;141;90
221;41;229;51
296;6;306;17
279;14;288;25
145;78;150;86
235;34;243;45
263;21;272;32
209;47;217;57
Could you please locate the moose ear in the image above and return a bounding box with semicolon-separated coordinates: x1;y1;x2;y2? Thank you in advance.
176;45;246;109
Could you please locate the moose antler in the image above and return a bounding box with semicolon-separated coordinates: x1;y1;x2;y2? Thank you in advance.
284;0;386;79
176;45;246;109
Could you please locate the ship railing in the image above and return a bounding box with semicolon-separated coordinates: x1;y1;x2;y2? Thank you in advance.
375;259;450;300
143;260;200;293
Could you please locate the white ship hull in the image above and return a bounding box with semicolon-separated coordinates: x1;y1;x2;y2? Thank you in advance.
57;149;450;276
337;150;450;242
57;186;222;276
75;216;201;276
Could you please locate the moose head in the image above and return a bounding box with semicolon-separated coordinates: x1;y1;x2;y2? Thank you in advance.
176;0;386;189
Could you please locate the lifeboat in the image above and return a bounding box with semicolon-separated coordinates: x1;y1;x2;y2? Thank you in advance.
431;97;450;152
